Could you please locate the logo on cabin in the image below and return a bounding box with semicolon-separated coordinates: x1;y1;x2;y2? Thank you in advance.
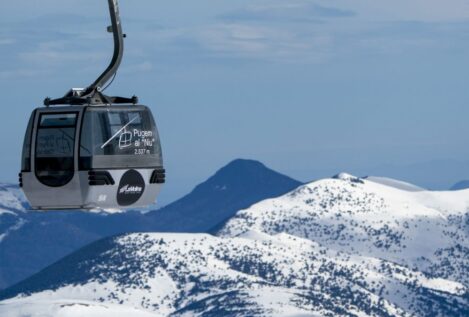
119;184;143;194
117;170;145;206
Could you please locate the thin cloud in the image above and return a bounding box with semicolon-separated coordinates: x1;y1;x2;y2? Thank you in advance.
218;2;355;23
3;0;469;76
19;45;107;65
192;23;333;63
0;38;15;45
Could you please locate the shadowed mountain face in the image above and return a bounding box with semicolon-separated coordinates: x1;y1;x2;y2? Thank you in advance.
0;159;301;290
450;180;469;191
145;159;303;232
1;175;468;316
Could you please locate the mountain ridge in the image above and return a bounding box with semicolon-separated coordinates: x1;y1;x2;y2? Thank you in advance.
451;180;469;191
144;159;302;232
0;159;301;290
1;174;467;316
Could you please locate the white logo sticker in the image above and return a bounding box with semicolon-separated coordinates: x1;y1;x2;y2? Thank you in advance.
119;184;143;195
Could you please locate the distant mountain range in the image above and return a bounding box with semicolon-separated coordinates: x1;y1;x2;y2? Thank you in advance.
1;173;468;316
0;159;301;290
305;159;469;191
451;180;469;191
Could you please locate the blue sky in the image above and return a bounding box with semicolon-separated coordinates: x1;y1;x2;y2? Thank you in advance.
1;0;469;205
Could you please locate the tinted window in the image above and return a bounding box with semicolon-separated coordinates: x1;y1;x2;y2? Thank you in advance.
35;112;77;187
80;108;162;169
40;113;77;127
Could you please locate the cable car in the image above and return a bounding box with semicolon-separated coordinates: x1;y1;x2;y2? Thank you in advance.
19;0;165;210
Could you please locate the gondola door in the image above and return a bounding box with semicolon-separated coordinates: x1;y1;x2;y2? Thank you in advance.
23;108;85;209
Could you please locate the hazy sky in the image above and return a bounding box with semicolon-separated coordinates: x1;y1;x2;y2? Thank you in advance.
1;0;469;204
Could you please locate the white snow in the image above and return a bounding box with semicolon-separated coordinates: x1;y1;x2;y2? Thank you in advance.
1;173;468;316
221;175;469;269
364;176;425;192
0;298;161;317
0;184;27;214
0;218;26;244
419;277;466;296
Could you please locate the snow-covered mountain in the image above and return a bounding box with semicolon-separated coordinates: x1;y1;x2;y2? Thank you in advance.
145;159;303;233
0;159;301;290
1;174;468;316
0;184;28;232
220;173;469;287
0;184;29;289
0;183;28;215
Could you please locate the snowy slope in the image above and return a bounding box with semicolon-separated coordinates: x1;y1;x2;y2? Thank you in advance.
0;298;159;317
4;232;467;316
221;173;469;286
1;174;468;316
0;184;28;245
0;184;28;215
0;159;301;290
363;176;425;192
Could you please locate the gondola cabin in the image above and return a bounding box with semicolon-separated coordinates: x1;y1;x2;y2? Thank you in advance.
19;0;165;210
20;105;164;210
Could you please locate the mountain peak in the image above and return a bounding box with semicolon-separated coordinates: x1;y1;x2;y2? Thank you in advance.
0;159;302;290
144;159;302;233
224;158;266;169
2;172;468;316
196;158;300;194
332;172;358;180
331;172;364;184
210;159;269;181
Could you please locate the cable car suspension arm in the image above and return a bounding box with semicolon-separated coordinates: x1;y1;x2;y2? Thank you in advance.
44;0;138;106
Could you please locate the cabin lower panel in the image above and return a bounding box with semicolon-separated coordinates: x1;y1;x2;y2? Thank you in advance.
21;169;163;210
21;172;83;209
79;169;162;209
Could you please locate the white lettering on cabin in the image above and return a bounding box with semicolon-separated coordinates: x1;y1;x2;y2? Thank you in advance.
134;129;153;138
119;184;143;195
